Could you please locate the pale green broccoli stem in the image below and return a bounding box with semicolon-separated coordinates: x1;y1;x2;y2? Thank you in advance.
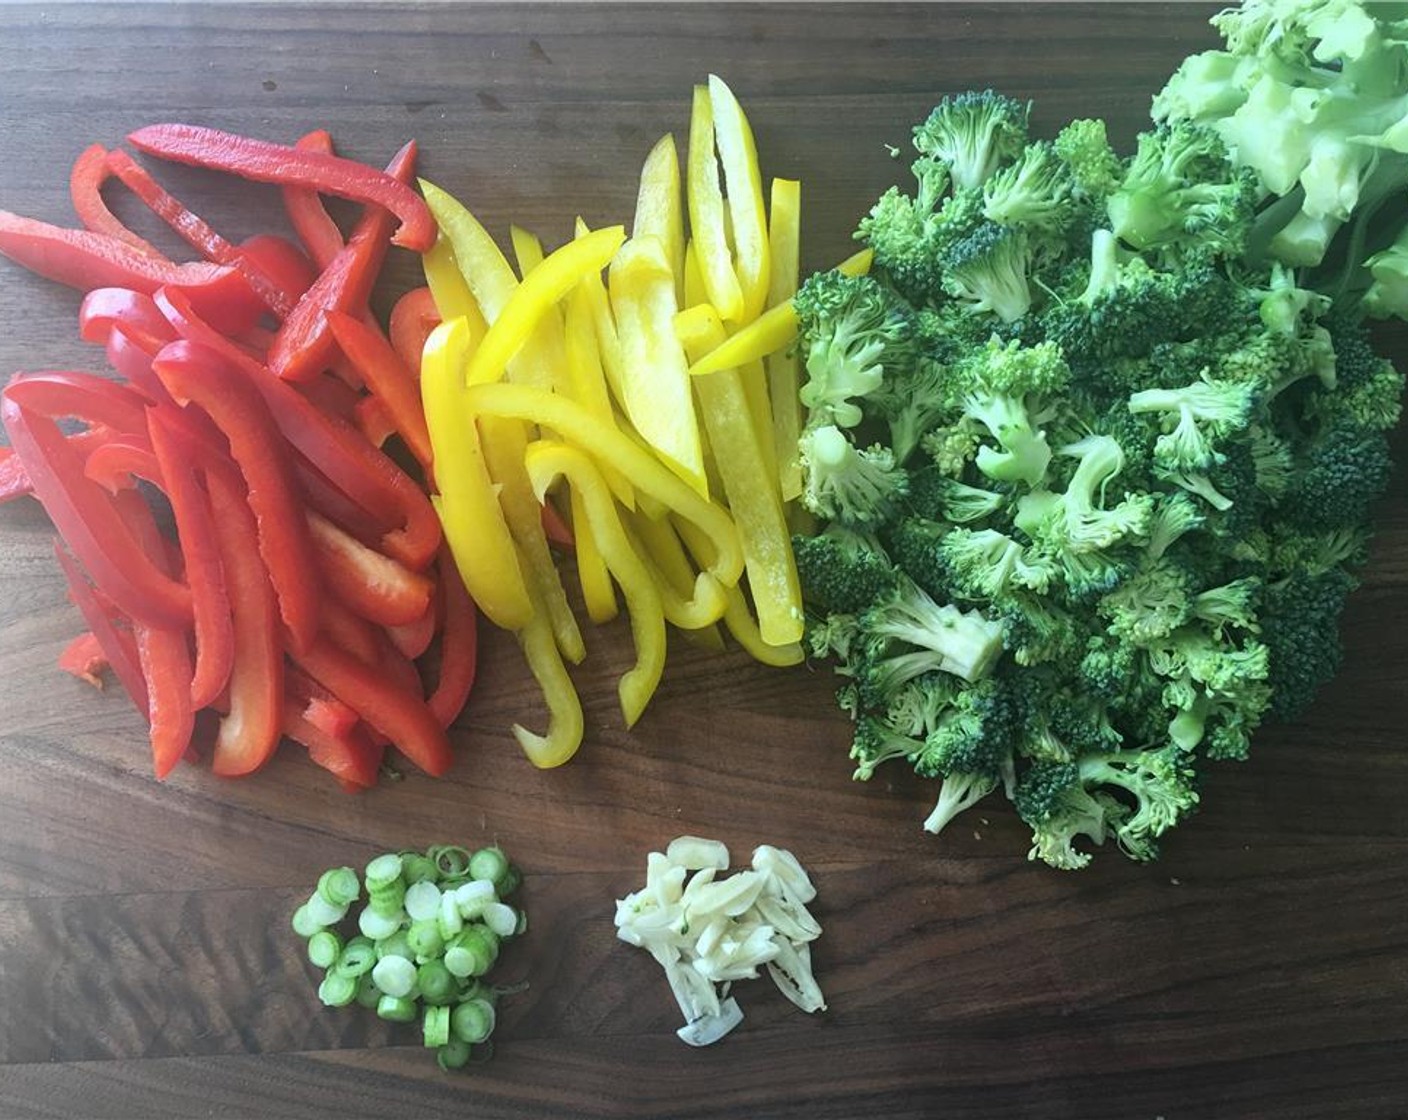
868;585;1006;684
801;330;886;429
966;392;1052;487
1079;229;1121;304
922;771;1000;834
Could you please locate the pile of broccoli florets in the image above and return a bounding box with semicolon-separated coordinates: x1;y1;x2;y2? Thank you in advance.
794;73;1403;869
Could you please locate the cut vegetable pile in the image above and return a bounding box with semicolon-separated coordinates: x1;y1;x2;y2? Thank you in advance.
416;75;833;768
291;844;524;1070
614;837;826;1046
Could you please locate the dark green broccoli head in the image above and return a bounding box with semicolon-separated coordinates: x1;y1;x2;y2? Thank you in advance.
912;90;1031;190
792;527;897;615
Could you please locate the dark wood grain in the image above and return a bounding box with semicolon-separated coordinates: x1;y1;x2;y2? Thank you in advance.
1;4;1406;1119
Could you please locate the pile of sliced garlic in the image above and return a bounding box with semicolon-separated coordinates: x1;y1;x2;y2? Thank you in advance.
613;836;826;1046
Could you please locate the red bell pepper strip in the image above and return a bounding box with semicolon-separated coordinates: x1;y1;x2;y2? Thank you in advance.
267;141;418;382
5;369;151;436
291;450;396;539
152;340;321;653
202;455;284;777
59;631;109;689
386;600;437;660
307;508;434;627
389;286;439;373
0;210;265;335
233;323;278;356
109;485;195;780
104;149;298;319
69;144;160;256
127;124;434;252
326;308;433;468
52;540;150;717
317;592;382;665
354;395;397;449
104;325;171;403
153;285;438;567
427;548;478;729
282;130;345;272
1;393;191;627
148;407;235;709
238;234;316;303
79;288;178;353
294;635;450;776
295;370;362;423
283;702;382;791
0;428;110;505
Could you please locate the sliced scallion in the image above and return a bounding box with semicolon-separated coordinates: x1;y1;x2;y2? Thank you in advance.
482;902;519;939
371;954;418;999
467;846;509;886
423;1004;451;1048
376;994;418;1023
453;880;496;919
365;853;404;888
402;853;440;885
438;890;464;939
431;845;472;879
308;930;344;969
355;973;382;1009
317;866;360;908
437;1039;472;1071
291;903;322;939
335;937;377;979
375;929;413;961
407;919;444;961
358;904;404;942
318;970;357;1008
417;959;456;1005
450;998;496;1044
305;891;347;929
496;865;522;898
404;880;442;923
367;876;407;918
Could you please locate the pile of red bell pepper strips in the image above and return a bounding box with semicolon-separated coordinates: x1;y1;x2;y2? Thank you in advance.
0;125;478;790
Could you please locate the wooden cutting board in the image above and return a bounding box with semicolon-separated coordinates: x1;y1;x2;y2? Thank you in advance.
1;5;1405;1118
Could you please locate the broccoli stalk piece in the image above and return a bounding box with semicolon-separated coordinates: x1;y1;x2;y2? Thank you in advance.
794;272;916;429
912;90;1030;190
800;425;910;528
941;222;1037;323
1107;121;1260;255
858;577;1005;686
949;336;1071;487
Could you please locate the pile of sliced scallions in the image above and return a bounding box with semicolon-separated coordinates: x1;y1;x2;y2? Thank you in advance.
291;844;525;1070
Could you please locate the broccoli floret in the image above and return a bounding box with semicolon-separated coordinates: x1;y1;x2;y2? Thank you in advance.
865;355;955;464
882;672;964;740
1107;121;1260;256
919;420;983;477
914;677;1018;833
941;221;1037;323
857;577;1005;687
804;609;863;663
1097;560;1196;646
1145;491;1207;561
1053;118;1123;200
1306;317;1405;431
948;336;1071;486
849;715;925;781
1078;745;1200;860
1020;435;1154;559
1261;567;1357;721
794;272;916;429
993;593;1090;667
1014;761;1124;871
800;424;911;528
907;466;1009;524
912;90;1030;190
982;140;1077;238
793;526;897;615
1285;425;1393;530
857;185;987;308
1128;374;1262;479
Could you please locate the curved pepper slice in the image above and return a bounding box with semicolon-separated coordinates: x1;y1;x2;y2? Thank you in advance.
685;247;873;379
127;124;435;251
686;85;743;323
675;302;803;646
69;144;160;256
421;318;534;631
708;76;770;324
306;507;433;628
153;340;322;654
1;387;191;628
426;545;479;730
389;286;440;373
78;288;178;353
52;539;149;717
422;234;489;341
568;484;618;624
563;269;634;509
202;455;285;777
463;382;743;596
282;130;345;272
526;441;665;728
511;574;584;770
465;225;625;387
623;508;724;650
268;140;419;382
326;309;433;469
609;236;707;496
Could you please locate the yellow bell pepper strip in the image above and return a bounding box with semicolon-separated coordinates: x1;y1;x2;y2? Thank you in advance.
674;302;803;646
686;85;744;323
512;568;584;769
686;247;874;379
422;234;488;341
620;518;728;631
465;225;626;387
525;441;666;728
510;224;545;278
563;281;636;509
573;217;629;407
738;356;780;500
634;134;686;306
420;318;533;631
608;235;708;496
462;382;743;591
670;515;801;666
683;239;707;310
708;75;770;324
480;415;586;665
625;508;726;651
569;484;618;624
766;177;804;500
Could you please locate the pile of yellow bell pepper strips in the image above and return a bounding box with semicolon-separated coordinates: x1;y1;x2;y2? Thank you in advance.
417;76;869;768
